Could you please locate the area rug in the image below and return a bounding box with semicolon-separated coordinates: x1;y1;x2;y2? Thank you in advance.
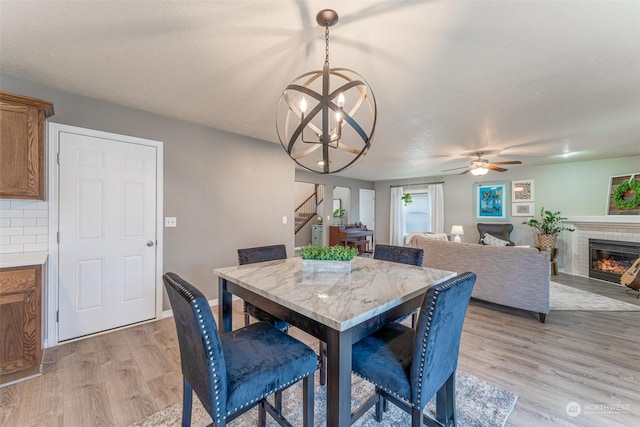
550;281;640;311
131;370;517;427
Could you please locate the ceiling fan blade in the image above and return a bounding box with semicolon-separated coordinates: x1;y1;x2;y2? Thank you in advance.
491;160;522;165
459;168;471;175
442;166;470;172
487;164;508;172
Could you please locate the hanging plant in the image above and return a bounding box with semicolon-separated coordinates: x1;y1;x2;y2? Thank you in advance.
613;179;640;209
401;193;413;206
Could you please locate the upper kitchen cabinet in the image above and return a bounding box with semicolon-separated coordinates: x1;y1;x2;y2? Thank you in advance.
0;92;54;199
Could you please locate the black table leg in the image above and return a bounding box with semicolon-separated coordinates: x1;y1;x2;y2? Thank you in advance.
218;277;232;333
326;328;352;426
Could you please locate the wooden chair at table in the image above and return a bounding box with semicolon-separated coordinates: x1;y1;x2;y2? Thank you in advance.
351;272;477;427
238;244;328;386
163;272;317;427
373;244;425;327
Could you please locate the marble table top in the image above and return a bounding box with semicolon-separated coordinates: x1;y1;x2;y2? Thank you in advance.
214;256;456;331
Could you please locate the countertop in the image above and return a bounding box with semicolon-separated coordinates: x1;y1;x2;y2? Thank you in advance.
0;251;48;268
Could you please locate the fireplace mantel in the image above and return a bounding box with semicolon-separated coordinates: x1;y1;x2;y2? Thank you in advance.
565;216;640;226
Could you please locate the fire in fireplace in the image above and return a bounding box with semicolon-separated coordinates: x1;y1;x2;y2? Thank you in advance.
589;239;640;283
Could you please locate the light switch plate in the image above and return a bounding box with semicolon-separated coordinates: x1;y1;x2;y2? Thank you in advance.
165;217;177;227
282;216;287;224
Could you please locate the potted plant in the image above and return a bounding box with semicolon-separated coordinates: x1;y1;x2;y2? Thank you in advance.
401;193;413;206
301;245;359;273
523;207;575;250
333;208;346;225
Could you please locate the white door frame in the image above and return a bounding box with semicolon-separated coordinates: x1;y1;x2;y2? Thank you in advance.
46;123;163;347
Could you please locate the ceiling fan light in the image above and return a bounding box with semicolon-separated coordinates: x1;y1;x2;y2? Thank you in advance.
471;166;489;176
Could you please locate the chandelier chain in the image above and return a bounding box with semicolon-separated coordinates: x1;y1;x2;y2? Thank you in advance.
325;25;330;65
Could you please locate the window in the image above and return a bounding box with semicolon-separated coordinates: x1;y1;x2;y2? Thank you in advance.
403;192;431;235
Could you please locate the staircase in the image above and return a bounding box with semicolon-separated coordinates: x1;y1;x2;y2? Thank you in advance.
295;185;322;234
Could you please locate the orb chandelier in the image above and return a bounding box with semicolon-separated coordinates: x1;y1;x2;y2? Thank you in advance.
276;9;377;174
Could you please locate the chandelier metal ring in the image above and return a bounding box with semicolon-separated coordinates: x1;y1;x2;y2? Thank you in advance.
276;9;377;174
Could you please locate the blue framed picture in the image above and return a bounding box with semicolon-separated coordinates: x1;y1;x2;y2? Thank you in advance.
473;182;509;221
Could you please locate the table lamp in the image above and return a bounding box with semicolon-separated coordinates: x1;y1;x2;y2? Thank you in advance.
451;225;464;243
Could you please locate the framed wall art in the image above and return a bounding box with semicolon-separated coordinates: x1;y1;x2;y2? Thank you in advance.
512;202;535;217
512;179;534;202
473;182;509;221
606;174;640;216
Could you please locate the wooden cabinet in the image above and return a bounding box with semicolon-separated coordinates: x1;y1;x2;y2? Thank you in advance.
0;92;54;199
0;265;42;385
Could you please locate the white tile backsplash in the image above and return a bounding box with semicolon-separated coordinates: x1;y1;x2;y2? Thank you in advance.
0;199;48;254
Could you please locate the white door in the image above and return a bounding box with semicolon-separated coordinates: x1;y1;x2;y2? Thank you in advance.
359;189;375;231
57;130;158;341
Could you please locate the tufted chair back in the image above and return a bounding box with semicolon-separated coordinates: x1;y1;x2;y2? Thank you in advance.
373;244;424;266
411;272;476;408
163;272;227;423
238;244;287;265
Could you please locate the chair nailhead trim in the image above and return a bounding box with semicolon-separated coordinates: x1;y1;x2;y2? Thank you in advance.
166;274;317;423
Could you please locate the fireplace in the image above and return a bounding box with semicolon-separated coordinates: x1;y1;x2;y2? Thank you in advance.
589;239;640;283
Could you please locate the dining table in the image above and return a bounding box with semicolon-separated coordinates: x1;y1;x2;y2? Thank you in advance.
214;256;456;426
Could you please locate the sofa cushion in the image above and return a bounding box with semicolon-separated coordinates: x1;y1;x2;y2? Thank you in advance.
481;232;510;247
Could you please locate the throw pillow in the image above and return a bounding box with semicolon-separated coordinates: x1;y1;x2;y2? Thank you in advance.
482;232;510;246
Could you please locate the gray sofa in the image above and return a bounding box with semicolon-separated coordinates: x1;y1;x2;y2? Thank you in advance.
407;234;550;322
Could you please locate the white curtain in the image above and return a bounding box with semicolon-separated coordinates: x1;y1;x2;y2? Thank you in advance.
390;186;405;246
427;183;444;233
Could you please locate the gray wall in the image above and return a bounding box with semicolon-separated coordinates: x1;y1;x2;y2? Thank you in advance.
375;156;639;251
1;75;295;309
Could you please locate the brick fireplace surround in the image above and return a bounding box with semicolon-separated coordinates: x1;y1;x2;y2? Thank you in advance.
561;216;640;279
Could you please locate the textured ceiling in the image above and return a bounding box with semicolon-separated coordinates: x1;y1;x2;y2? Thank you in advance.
1;1;638;180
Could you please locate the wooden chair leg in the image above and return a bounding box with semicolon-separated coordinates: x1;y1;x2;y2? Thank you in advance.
182;377;193;427
258;400;267;427
375;389;384;422
274;390;283;412
435;371;456;427
302;375;314;427
411;405;422;427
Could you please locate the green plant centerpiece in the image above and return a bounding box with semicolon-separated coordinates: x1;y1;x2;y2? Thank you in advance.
523;207;575;251
301;245;358;273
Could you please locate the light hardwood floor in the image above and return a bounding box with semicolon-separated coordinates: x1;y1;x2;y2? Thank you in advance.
1;273;638;426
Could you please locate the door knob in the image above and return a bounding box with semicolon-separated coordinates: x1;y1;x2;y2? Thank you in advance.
147;240;155;247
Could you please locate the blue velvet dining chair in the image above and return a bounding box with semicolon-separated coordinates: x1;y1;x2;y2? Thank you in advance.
373;244;425;267
237;244;290;332
163;272;317;427
351;272;476;427
238;244;328;386
373;244;425;327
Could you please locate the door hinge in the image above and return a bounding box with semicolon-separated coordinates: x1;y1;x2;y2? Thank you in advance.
57;152;60;165
57;232;60;243
56;311;59;322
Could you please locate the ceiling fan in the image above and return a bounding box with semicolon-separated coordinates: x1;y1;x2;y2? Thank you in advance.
442;152;522;175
